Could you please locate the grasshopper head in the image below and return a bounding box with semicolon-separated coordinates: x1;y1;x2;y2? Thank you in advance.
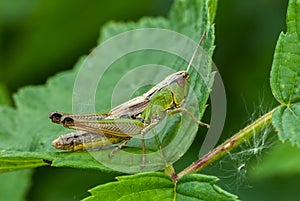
52;134;77;151
52;136;65;150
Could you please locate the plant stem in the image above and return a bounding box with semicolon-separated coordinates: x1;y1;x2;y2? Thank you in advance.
176;107;277;181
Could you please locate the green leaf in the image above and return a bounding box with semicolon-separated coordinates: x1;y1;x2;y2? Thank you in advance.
0;156;47;173
0;151;113;173
272;103;300;146
83;172;239;201
270;0;300;105
270;0;300;147
207;0;218;23
0;0;216;173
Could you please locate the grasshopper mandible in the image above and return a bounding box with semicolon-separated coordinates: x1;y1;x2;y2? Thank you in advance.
50;32;209;168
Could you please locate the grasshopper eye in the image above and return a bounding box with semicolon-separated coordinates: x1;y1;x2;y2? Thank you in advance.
181;71;189;80
183;72;189;79
49;112;62;123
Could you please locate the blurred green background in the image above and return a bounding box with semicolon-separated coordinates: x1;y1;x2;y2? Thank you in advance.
2;0;299;201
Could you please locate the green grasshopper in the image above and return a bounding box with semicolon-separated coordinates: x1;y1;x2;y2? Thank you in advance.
50;32;209;167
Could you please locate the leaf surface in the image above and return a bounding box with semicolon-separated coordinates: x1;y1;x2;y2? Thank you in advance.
271;0;300;146
83;172;239;201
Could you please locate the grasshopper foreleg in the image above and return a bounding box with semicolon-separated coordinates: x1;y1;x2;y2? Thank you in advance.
167;108;210;128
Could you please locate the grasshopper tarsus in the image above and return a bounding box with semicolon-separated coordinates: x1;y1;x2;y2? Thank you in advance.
201;122;210;129
108;150;114;158
141;156;146;169
141;132;146;168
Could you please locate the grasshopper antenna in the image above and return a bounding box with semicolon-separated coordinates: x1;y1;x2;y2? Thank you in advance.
186;31;206;72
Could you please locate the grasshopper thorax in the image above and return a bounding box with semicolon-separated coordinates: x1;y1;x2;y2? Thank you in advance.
144;70;191;113
168;71;190;107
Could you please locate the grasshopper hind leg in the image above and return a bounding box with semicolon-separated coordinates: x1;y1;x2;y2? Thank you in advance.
140;120;160;168
109;138;131;158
